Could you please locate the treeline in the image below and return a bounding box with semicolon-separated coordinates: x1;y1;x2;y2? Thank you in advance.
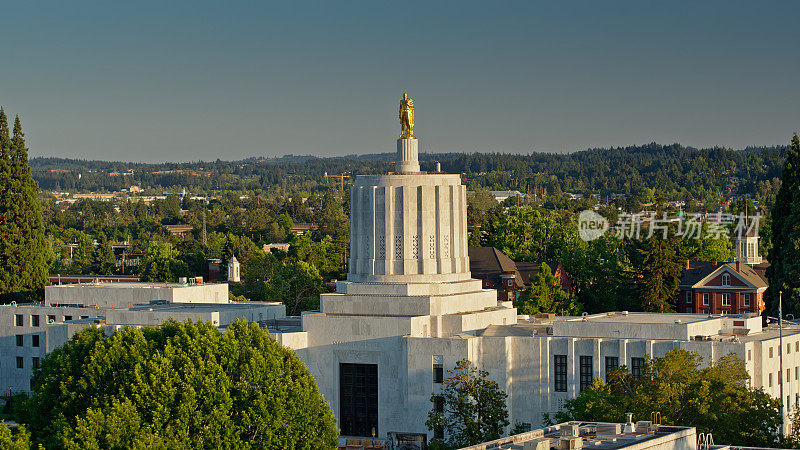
31;143;785;205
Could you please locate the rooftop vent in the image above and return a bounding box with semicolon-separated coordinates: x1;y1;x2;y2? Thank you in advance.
623;413;636;433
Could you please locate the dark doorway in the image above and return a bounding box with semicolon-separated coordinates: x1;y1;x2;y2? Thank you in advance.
340;363;378;437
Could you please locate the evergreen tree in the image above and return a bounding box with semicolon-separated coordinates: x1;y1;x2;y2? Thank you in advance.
0;112;48;301
767;133;800;316
635;234;682;312
0;108;12;295
515;262;582;316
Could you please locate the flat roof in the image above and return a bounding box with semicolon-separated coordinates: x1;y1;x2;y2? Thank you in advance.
567;312;719;324
128;302;282;313
461;421;695;450
47;282;224;289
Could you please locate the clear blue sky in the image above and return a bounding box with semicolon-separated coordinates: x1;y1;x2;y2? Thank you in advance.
1;1;798;162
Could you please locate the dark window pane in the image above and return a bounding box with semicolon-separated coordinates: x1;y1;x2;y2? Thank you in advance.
605;356;619;380
340;363;378;437
631;357;645;379
433;364;443;384
554;355;567;392
579;356;593;391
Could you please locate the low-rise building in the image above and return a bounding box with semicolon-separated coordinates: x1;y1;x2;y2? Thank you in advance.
678;261;767;315
0;282;285;393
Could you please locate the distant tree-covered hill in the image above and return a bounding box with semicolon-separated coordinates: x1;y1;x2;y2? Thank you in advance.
30;143;786;205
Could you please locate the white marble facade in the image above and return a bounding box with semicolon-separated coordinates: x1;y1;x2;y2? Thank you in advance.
274;135;799;440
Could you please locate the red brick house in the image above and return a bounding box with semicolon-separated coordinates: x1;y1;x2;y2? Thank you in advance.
468;247;525;302
468;247;573;302
678;260;767;315
516;260;574;295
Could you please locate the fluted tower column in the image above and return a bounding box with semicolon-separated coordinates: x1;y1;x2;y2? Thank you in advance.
396;138;420;173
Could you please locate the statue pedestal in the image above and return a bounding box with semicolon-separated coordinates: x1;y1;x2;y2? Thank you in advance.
396;138;420;173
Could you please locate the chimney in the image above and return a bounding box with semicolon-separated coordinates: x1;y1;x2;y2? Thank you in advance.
712;261;717;268
736;260;741;273
685;260;690;270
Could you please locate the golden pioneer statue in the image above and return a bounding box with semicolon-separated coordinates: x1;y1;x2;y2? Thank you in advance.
399;93;415;139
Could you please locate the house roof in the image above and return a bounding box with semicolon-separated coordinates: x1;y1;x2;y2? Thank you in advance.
468;247;525;288
679;261;767;289
515;260;560;285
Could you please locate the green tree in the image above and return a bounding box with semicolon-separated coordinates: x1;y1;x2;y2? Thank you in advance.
20;320;338;449
680;223;734;262
139;242;189;282
0;112;49;301
90;236;117;275
554;349;782;448
0;422;31;449
515;262;582;315
634;234;682;312
266;260;325;315
767;133;800;316
426;359;509;449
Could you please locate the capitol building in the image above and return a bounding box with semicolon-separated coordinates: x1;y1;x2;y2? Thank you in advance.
2;96;797;445
272;96;800;441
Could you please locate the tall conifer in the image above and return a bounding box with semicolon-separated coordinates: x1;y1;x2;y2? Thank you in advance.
0;108;12;294
0;112;48;300
768;133;800;315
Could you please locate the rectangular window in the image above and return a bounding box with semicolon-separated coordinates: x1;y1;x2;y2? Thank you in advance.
339;363;378;438
554;355;567;392
31;315;40;327
795;367;798;381
789;344;792;355
722;274;730;286
769;373;773;387
433;362;444;384
64;315;72;321
14;314;23;326
32;357;40;370
686;291;692;304
702;293;710;306
770;347;774;358
47;315;56;324
15;335;23;347
16;357;24;369
433;395;444;439
721;293;731;307
748;349;752;361
605;356;619;380
631;357;645;379
744;293;751;307
80;315;89;320
579;356;593;391
32;334;39;348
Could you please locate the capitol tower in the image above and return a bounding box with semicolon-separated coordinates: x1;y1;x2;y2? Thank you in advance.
275;94;517;442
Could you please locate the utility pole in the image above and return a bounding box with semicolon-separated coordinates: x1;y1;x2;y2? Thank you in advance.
780;290;786;436
202;202;208;247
